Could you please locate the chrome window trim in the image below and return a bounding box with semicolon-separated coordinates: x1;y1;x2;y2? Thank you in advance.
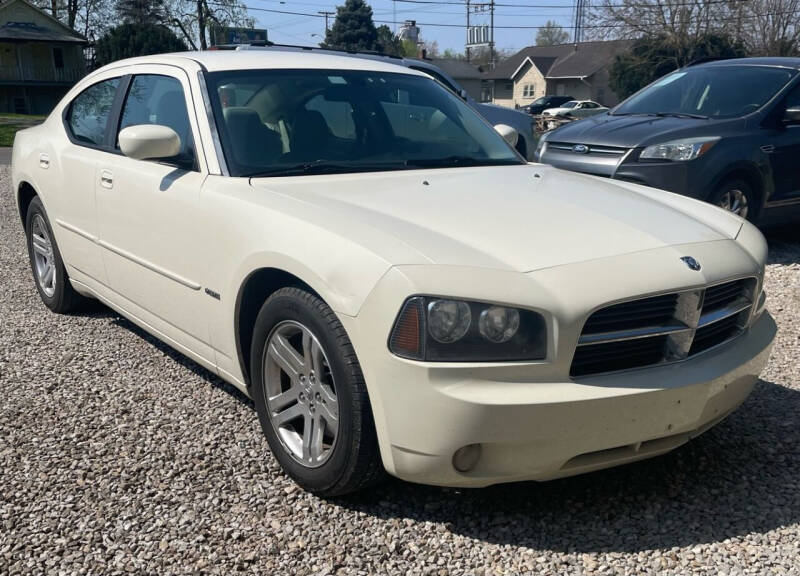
196;69;229;177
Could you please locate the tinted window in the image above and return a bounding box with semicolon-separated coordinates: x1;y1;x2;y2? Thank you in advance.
206;69;522;177
118;74;194;163
614;65;796;119
67;78;120;146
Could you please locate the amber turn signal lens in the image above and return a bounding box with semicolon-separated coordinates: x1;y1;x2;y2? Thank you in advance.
389;296;424;360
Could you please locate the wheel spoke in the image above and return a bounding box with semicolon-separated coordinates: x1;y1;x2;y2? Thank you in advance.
269;333;304;379
310;413;325;460
32;234;50;257
272;402;305;427
302;330;323;377
318;392;338;424
42;265;55;288
301;413;314;462
269;385;299;411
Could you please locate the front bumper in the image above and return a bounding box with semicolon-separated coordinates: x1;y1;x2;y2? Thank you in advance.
342;241;774;488
368;313;774;488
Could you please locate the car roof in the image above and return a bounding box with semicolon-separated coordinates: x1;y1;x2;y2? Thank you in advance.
98;50;429;76
696;57;800;70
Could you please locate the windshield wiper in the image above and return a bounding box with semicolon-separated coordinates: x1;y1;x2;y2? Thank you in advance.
654;112;709;119
245;161;410;178
404;156;522;168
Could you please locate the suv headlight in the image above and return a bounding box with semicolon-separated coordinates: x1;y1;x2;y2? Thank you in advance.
639;137;720;162
389;296;547;362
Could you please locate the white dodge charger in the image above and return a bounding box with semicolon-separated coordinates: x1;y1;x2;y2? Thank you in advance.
12;51;776;496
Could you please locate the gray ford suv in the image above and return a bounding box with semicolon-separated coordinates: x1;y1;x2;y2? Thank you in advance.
536;58;800;224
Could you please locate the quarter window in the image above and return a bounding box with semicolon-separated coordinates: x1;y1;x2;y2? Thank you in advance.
117;74;195;165
66;78;120;146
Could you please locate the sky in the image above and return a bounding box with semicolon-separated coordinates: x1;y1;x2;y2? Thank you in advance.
246;0;580;54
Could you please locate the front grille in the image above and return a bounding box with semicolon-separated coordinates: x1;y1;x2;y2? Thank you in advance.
571;278;756;377
547;142;628;157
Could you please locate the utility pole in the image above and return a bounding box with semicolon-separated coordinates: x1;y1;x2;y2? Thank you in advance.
489;0;495;70
319;10;335;32
465;0;471;63
573;0;586;45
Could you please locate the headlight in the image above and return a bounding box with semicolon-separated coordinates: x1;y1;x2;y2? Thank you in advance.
639;137;720;162
389;296;547;362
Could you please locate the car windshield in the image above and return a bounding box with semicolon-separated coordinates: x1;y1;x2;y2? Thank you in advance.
531;96;548;105
205;69;523;177
613;65;796;119
561;101;578;108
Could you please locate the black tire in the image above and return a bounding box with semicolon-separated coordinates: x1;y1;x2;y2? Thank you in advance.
708;179;758;222
250;287;384;496
25;196;85;313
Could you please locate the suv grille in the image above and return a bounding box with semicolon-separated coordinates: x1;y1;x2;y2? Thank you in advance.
547;142;628;157
571;279;755;377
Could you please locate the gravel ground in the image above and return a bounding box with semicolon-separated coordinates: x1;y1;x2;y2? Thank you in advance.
1;166;799;576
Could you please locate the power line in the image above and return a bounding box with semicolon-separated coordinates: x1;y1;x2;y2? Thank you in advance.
208;2;792;30
389;0;741;8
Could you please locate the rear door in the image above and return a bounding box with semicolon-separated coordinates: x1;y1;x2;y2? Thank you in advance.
95;66;214;360
54;74;123;284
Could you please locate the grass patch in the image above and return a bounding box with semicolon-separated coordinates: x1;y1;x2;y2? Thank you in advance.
0;114;45;147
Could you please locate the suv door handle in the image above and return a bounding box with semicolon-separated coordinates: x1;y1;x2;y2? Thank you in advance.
38;153;49;169
100;170;114;189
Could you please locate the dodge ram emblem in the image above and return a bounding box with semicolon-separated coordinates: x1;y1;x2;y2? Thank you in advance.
681;256;702;271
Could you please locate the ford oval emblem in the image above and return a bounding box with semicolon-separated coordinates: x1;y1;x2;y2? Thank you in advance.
572;144;589;154
680;256;702;271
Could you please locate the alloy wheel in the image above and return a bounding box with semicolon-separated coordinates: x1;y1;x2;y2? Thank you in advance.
262;320;340;467
716;188;749;219
31;214;56;297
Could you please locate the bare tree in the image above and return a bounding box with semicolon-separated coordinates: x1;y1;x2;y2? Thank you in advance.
739;0;800;55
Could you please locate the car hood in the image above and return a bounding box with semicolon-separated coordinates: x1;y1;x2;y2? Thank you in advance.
548;113;716;148
250;164;742;273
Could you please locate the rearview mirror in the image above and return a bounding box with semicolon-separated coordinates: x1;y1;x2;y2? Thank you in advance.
783;106;800;124
494;124;519;147
119;125;181;160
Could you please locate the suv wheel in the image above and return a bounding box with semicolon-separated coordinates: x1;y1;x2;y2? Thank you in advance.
710;179;755;220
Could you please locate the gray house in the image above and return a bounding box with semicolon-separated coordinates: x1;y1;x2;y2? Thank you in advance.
0;0;87;114
484;40;630;109
429;58;485;101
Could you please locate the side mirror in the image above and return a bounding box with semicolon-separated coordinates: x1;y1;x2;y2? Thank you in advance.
494;124;519;147
783;106;800;124
458;88;469;101
119;124;181;160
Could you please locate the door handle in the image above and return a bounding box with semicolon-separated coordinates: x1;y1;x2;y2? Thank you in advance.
38;153;49;169
100;170;114;189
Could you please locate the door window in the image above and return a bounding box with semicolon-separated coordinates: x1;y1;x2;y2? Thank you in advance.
66;78;120;146
117;74;195;167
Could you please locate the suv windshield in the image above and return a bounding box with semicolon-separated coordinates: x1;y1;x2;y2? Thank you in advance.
613;65;796;119
205;69;523;177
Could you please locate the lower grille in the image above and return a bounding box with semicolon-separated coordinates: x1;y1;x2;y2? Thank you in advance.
571;278;756;377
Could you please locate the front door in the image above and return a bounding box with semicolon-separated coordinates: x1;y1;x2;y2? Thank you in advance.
765;82;800;206
95;69;213;360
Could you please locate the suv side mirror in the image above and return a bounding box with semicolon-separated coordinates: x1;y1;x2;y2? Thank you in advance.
458;88;469;101
783;106;800;124
119;124;181;160
494;124;519;147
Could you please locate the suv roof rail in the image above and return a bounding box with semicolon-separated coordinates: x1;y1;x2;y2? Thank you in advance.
209;41;404;60
685;56;727;67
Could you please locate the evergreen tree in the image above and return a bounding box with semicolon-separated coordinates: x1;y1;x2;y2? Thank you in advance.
94;22;186;66
323;0;378;52
115;0;165;25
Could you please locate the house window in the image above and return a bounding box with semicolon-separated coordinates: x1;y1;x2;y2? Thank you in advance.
53;47;64;69
523;84;535;98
